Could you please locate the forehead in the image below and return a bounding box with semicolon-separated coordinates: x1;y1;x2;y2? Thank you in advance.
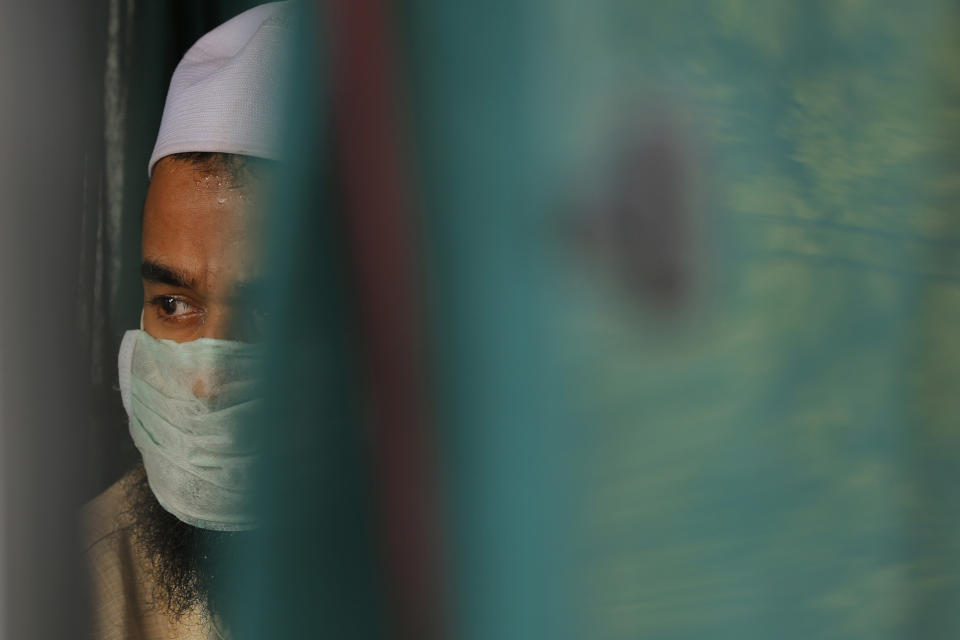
142;158;262;287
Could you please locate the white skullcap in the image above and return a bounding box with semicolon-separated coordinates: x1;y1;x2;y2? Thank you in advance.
148;1;291;176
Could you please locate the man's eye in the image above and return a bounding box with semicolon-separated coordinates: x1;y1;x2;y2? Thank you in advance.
152;296;197;318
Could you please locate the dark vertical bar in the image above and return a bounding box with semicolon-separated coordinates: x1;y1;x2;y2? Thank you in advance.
0;1;108;637
328;0;446;637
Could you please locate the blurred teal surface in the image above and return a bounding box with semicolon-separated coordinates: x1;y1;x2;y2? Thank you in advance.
241;1;960;638
553;2;960;638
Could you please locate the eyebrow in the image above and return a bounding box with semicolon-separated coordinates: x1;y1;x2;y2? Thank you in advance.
140;260;197;290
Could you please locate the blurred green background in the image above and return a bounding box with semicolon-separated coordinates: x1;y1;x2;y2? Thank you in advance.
549;2;960;638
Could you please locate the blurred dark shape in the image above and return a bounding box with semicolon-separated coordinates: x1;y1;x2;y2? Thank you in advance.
612;127;691;306
576;119;694;310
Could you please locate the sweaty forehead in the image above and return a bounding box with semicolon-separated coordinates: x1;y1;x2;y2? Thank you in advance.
142;158;262;292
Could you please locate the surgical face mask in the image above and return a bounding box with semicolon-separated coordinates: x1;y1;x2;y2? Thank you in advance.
117;329;263;531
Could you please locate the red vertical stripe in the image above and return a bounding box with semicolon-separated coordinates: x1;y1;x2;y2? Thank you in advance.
327;0;445;638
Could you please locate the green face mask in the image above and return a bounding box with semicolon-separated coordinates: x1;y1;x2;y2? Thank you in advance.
117;329;263;531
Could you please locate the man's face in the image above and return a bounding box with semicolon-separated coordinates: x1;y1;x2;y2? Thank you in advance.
133;155;265;620
141;156;264;343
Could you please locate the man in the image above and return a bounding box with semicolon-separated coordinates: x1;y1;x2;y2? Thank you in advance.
84;4;289;638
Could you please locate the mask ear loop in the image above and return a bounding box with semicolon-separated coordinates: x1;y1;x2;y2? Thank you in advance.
139;309;145;330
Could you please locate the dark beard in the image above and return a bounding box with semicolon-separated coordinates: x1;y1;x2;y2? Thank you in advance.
124;465;243;624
